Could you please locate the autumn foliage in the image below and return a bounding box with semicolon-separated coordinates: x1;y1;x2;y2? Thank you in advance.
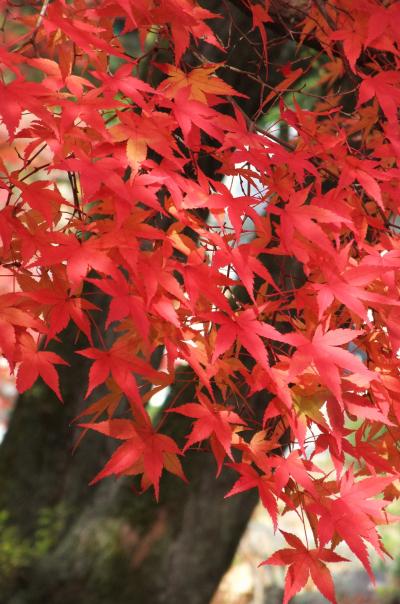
1;0;400;601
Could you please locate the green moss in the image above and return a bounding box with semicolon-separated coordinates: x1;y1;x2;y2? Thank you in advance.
32;505;68;557
0;511;32;581
0;505;68;587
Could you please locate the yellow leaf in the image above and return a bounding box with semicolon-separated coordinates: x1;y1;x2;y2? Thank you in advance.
126;137;147;174
160;65;239;103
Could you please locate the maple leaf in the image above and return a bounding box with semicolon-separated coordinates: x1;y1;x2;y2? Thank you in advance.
34;235;118;291
24;269;98;343
80;418;186;499
314;245;400;320
338;155;388;209
87;273;149;342
169;88;225;146
225;462;278;530
210;308;288;371
285;326;376;404
0;293;43;363
206;181;268;242
341;431;394;475
138;430;187;500
261;531;348;604
16;333;69;400
331;29;363;72
94;62;154;108
0;206;16;256
213;243;278;302
77;338;161;414
270;450;320;496
152;2;222;63
73;379;124;450
0;79;49;137
292;386;329;431
75;379;122;421
270;186;349;259
250;3;272;58
172;249;233;314
17;180;69;226
358;71;400;124
44;6;127;60
169;391;246;473
263;66;303;106
157;64;243;104
312;470;396;578
109;110;180;176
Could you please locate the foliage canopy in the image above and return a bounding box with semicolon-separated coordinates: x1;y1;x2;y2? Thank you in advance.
1;1;400;601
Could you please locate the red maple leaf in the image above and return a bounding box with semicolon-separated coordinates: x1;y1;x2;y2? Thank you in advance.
225;462;278;529
170;88;224;146
0;293;43;363
16;333;69;400
87;273;149;342
312;470;395;578
80;418;186;499
77;340;148;413
286;326;376;404
210;308;288;370
358;71;400;124
169;391;246;473
269;450;320;497
261;531;348;604
24;269;98;343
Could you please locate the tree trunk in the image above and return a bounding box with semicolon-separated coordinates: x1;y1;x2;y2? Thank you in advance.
0;356;259;604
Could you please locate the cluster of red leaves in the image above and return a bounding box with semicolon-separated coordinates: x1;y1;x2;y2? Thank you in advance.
0;0;400;601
